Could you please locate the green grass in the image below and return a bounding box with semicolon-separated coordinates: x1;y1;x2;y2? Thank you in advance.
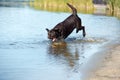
30;0;94;14
106;0;120;18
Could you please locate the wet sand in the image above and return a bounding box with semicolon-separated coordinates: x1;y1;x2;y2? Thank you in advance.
88;45;120;80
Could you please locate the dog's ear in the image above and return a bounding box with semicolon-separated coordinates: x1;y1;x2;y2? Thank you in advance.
46;28;49;32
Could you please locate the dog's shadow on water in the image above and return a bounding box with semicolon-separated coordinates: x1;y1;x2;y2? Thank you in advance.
47;39;85;67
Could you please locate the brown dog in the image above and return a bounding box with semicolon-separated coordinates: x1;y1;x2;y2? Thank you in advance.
46;3;86;42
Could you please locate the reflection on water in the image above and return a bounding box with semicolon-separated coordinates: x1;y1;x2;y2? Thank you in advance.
48;41;79;67
47;36;108;68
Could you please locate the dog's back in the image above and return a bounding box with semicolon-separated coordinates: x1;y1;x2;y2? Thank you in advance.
66;3;82;29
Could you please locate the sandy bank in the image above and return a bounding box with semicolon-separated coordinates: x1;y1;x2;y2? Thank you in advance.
93;4;107;15
88;45;120;80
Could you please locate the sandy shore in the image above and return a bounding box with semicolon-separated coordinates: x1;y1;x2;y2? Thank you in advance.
88;45;120;80
93;4;107;15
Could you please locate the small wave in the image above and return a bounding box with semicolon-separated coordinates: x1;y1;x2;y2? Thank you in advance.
0;37;108;49
63;37;108;44
77;37;107;43
0;39;50;49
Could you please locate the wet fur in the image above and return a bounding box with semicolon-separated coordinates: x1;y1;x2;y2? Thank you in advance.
46;3;86;41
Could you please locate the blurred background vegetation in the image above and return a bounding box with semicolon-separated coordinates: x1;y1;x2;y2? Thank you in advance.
106;0;120;16
0;0;120;17
30;0;94;14
29;0;120;17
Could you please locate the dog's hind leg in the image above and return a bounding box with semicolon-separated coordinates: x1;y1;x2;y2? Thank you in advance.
82;26;86;37
76;26;86;37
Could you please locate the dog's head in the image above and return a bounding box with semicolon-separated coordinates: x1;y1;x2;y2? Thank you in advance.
46;28;61;42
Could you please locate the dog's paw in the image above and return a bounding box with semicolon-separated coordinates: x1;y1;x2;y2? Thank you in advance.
83;33;86;37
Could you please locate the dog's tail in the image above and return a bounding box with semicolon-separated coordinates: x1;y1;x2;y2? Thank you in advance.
67;3;77;15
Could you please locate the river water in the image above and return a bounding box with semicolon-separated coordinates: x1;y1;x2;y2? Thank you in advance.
0;6;120;80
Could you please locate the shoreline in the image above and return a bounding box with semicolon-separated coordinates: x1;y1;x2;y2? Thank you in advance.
88;44;120;80
93;4;107;15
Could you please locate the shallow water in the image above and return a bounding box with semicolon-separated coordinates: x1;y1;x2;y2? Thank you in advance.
0;7;120;80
